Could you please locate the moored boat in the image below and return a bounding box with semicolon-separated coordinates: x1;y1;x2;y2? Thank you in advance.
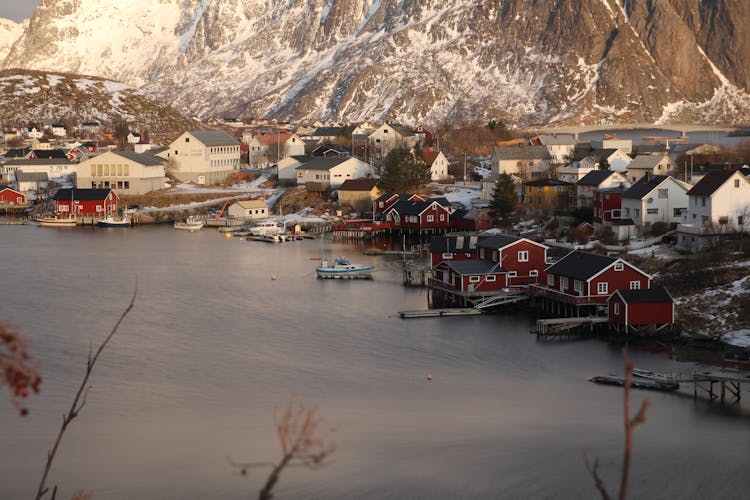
37;216;77;227
316;257;374;279
248;220;282;237
96;215;131;227
589;374;679;392
174;216;204;231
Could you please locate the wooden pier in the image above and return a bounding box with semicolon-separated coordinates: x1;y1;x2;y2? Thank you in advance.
398;308;482;319
532;316;609;339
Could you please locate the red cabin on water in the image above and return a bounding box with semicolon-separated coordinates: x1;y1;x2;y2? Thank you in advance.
432;260;508;294
52;188;118;217
373;193;424;219
477;234;549;287
429;234;482;268
531;250;651;306
384;199;452;230
608;287;675;334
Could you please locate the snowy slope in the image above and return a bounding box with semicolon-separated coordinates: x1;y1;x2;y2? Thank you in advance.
3;0;750;126
0;18;26;62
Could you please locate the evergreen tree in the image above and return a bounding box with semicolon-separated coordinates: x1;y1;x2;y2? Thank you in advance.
377;146;431;193
114;118;130;150
489;173;517;224
598;156;610;170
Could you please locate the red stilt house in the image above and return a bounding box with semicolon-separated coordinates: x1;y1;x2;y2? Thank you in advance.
477;234;549;287
608;287;675;334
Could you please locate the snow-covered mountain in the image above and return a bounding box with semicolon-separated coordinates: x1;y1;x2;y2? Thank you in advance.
0;18;27;62
3;0;750;126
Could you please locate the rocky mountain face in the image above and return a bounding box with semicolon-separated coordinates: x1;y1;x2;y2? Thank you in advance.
2;0;749;127
0;69;196;144
0;18;27;62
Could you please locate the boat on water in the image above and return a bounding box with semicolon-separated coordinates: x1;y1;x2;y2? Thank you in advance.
589;374;680;392
96;214;131;227
37;216;77;227
174;216;204;231
248;220;283;237
316;257;375;279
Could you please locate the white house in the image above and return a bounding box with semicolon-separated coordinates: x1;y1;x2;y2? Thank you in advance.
621;175;691;230
490;145;552;180
423;149;451;181
50;123;67;137
277;155;309;185
590;136;632;153
158;130;240;184
127;132;141;144
244;132;305;166
578;148;632;173
2;158;76;181
296;157;375;190
227;199;269;220
676;168;750;252
557;163;595;184
77;150;166;195
626;155;677;184
14;171;50;193
529;134;576;163
575;169;629;208
367;123;418;161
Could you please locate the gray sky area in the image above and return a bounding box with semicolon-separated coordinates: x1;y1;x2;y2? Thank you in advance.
0;1;37;22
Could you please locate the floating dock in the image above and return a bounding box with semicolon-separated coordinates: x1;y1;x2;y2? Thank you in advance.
532;316;609;339
398;308;482;318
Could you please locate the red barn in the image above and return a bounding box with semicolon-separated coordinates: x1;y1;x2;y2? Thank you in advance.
52;188;118;217
429;234;481;267
532;250;651;306
477;234;549;287
384;199;451;229
432;260;508;293
0;186;27;207
608;287;674;334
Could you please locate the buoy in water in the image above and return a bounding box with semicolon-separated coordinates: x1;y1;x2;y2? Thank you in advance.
224;232;232;239
271;275;277;280
426;375;432;381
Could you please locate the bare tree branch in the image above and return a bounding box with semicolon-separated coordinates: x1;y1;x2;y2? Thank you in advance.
35;284;137;500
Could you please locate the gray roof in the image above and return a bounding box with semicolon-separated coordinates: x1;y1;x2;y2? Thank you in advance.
577;169;615;186
296;157;349;171
614;287;673;304
311;127;344;137
477;234;522;250
15;171;49;182
536;134;576;145
444;259;503;275
622;175;670;199
190;130;239;147
628;154;670;170
429;235;481;253
493;145;552;161
110;150;166;166
4;158;72;166
546;250;616;281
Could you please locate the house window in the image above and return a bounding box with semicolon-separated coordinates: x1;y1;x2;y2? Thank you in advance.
439;214;445;221
673;208;682;217
701;197;706;207
614;262;624;271
658;189;668;198
739;216;745;225
574;280;582;293
508;271;517;278
469;276;480;283
560;277;569;290
530;270;538;277
518;250;529;262
124;182;129;189
597;282;608;295
185;137;189;142
630;281;640;290
625;208;630;215
426;215;434;222
547;275;554;286
96;205;102;212
647;208;658;215
735;179;740;188
719;216;729;225
614;302;620;315
442;253;453;259
486;275;496;282
612;209;621;219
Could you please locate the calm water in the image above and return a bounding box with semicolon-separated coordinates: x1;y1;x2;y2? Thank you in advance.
1;225;748;499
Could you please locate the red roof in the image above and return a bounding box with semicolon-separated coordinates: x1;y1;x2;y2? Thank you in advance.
255;132;292;146
423;150;439;166
339;178;379;191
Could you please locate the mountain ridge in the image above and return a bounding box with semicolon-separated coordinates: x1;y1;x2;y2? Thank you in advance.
3;0;749;127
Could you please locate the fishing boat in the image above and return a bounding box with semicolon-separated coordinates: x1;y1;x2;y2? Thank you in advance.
248;220;283;237
96;214;131;227
316;257;374;279
589;375;679;392
174;216;204;231
37;216;77;227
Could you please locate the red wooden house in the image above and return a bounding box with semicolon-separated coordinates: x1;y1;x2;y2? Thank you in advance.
384;199;451;230
477;234;549;287
413;125;434;146
432;260;508;294
52;188;118;217
0;186;28;208
428;234;481;268
593;187;626;224
451;209;493;231
531;250;651;306
373;193;424;219
608;287;674;334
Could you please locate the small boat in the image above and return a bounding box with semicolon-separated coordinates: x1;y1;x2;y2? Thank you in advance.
174;216;204;231
316;257;375;279
589;375;679;392
248;220;282;237
96;214;131;227
37;216;77;227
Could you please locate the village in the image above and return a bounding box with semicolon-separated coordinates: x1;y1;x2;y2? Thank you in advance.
0;119;749;363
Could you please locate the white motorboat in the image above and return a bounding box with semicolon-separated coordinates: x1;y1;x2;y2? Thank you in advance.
316;257;375;279
96;214;131;227
174;216;204;231
248;221;282;237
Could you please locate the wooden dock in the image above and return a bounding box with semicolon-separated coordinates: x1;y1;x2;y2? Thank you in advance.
532;316;609;339
398;308;482;319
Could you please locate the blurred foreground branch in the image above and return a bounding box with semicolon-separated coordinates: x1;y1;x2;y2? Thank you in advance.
1;323;42;416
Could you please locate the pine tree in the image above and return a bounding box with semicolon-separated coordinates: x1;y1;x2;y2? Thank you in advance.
489;173;517;224
598;156;610;170
377;146;431;192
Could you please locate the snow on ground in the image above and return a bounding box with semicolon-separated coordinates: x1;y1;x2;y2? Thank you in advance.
437;183;483;209
627;243;680;261
722;330;750;348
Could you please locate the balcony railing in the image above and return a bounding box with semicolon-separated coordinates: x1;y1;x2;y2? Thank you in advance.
529;285;608;304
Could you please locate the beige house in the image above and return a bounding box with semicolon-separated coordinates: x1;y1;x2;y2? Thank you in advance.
77;150;166;195
626;155;677;183
367;123;417;162
423;150;451;181
244;132;305;166
227;199;269;220
158;130;240;184
296;157;375;190
490;145;552;180
277;155;308;185
337;178;381;212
